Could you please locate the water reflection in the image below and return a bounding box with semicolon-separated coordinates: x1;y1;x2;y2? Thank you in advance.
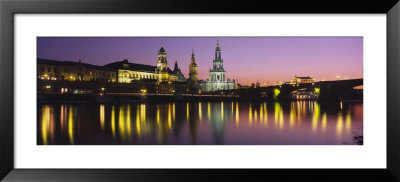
38;101;363;145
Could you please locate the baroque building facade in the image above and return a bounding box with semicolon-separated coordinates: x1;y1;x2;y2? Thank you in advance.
201;41;235;92
292;76;315;85
104;46;179;83
37;59;116;82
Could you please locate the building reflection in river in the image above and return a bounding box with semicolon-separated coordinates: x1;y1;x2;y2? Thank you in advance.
37;101;363;145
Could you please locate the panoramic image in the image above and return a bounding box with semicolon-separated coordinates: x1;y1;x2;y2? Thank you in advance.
37;37;363;145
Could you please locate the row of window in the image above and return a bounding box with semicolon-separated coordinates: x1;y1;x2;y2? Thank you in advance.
39;66;115;78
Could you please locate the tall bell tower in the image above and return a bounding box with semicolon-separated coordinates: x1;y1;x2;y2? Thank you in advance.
189;48;198;84
156;46;168;73
209;40;226;82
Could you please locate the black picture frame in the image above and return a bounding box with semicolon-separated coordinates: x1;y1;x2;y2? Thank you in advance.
1;0;399;181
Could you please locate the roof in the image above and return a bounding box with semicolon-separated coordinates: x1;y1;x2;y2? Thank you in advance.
104;60;174;74
158;46;166;53
37;58;113;71
295;76;313;79
38;58;175;74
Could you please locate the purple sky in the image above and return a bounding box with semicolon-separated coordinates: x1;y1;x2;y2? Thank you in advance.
37;37;363;85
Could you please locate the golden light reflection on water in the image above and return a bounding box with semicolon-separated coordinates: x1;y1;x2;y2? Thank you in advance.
274;102;280;125
221;102;224;120
100;105;105;130
60;105;66;133
186;102;189;120
111;105;116;139
68;105;74;144
41;105;50;145
39;101;362;145
345;110;352;135
290;102;295;129
235;102;239;127
168;104;172;129
208;102;211;120
173;103;175;120
118;106;126;139
157;105;160;125
312;102;320;133
263;102;268;126
322;112;327;131
336;112;343;138
249;103;253;126
127;105;132;138
199;102;202;121
136;105;141;137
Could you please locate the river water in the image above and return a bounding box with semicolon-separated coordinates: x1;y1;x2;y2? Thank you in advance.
37;101;363;145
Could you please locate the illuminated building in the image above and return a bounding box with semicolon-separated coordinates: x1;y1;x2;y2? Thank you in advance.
292;76;315;85
187;49;200;92
289;88;319;100
37;59;116;82
201;41;235;92
104;46;179;83
188;49;198;84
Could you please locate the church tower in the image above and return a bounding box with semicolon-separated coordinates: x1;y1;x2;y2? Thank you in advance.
201;40;235;92
156;46;168;73
189;48;198;84
210;40;226;82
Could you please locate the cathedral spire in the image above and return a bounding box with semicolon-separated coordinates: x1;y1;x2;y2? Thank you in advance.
215;40;221;59
174;60;179;71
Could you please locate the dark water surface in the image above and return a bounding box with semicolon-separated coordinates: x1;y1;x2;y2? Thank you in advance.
37;101;363;145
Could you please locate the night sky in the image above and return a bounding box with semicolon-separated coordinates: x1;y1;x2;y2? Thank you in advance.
37;37;363;85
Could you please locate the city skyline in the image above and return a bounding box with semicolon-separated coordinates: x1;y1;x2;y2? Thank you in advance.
37;37;363;85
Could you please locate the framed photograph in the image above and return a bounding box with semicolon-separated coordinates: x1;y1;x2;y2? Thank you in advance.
1;0;399;181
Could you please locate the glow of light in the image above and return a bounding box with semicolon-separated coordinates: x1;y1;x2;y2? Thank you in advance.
290;102;295;129
345;110;352;134
221;102;224;120
136;105;141;137
199;102;202;120
186;102;189;120
126;105;131;138
231;102;234;115
68;105;74;144
100;105;105;130
273;88;280;100
140;104;146;122
297;101;301;122
274;102;280;125
254;110;258;122
263;102;268;125
119;106;126;139
235;102;239;127
322;112;327;131
208;102;211;120
312;102;320;133
60;105;66;133
249;103;253;126
41;105;50;145
315;88;320;95
156;105;160;125
340;101;343;110
111;105;116;139
173;103;175;119
168;104;172;129
336;112;343;138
